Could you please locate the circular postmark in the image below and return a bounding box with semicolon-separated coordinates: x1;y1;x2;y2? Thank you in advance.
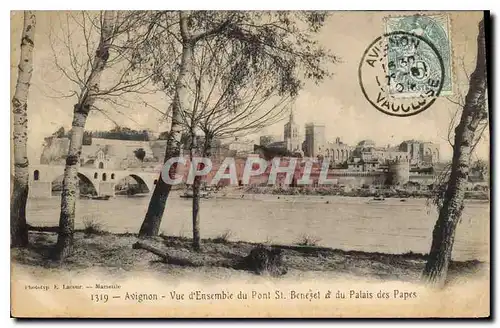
358;31;445;117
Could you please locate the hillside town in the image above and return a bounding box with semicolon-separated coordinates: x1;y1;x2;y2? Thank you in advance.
257;110;440;173
36;109;490;198
41;109;441;174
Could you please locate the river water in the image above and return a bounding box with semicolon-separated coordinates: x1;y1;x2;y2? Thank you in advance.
27;192;490;261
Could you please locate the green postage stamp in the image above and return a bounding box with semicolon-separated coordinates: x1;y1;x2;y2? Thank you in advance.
385;14;453;97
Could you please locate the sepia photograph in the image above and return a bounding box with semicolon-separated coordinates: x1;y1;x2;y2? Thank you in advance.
9;9;490;318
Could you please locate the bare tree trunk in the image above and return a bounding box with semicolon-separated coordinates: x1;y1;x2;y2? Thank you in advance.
192;134;212;250
11;11;36;248
191;177;201;250
138;120;183;237
423;19;487;287
54;11;115;261
191;132;200;250
139;11;193;238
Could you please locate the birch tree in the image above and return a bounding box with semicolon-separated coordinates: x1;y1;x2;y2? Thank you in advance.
138;11;337;238
11;11;36;247
138;11;191;237
423;18;488;287
52;11;154;260
186;37;296;249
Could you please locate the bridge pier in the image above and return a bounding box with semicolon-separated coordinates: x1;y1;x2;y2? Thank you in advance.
29;181;52;198
99;182;115;197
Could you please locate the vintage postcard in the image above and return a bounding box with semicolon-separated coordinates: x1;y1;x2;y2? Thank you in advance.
10;10;490;318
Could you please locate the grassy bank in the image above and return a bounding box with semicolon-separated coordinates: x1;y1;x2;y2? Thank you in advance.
11;230;486;283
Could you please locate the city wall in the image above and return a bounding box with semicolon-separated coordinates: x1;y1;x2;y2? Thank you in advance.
173;158;433;187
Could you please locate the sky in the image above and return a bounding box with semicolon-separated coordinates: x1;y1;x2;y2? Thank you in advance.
10;11;489;164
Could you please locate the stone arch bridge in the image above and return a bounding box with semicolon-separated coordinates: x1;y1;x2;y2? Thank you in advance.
29;164;160;198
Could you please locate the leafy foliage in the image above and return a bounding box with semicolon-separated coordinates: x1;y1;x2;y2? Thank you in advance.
212;229;233;244
53;127;66;138
47;11;157;118
470;159;488;180
82;131;92;145
134;148;146;161
296;233;321;247
91;126;149;141
83;216;105;235
130;11;338;139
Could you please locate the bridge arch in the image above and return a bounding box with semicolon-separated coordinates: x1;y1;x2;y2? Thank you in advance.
51;172;98;196
115;174;150;195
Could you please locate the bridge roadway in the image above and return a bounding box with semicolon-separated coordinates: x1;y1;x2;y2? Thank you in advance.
28;164;160;198
27;163;437;198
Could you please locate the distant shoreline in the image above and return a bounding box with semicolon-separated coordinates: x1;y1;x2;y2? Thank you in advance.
49;187;490;202
235;186;490;201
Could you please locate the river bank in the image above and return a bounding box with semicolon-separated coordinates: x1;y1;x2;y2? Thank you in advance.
240;186;489;200
12;230;487;284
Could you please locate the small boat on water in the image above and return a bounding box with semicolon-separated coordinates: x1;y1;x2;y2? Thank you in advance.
125;193;148;198
372;195;385;201
80;194;111;201
180;189;212;199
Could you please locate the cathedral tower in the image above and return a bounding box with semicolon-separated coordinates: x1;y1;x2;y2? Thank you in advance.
284;108;300;152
